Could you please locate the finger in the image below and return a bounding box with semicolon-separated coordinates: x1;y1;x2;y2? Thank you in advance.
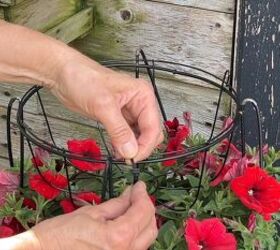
95;98;138;159
132;217;158;250
134;106;163;162
113;182;155;236
81;186;132;220
132;85;163;162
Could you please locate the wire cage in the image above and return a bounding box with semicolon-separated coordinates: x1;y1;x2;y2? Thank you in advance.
5;49;263;212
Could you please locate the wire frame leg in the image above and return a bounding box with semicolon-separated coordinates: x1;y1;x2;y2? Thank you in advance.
6;97;21;168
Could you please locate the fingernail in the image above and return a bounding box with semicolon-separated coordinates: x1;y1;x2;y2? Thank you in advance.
134;181;146;191
120;141;137;159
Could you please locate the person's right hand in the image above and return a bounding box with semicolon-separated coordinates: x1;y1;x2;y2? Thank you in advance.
50;54;163;162
32;181;157;250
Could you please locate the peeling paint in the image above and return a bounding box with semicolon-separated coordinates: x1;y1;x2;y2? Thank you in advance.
237;0;280;148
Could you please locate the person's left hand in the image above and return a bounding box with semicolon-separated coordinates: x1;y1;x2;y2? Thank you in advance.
32;181;158;250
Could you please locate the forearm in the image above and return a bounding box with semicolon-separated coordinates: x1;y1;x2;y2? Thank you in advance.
0;231;40;250
0;20;79;87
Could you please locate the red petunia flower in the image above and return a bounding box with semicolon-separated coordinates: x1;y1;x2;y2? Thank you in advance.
75;192;102;206
164;117;180;137
163;126;190;167
211;157;249;187
0;225;14;238
67;139;106;172
23;198;36;210
222;117;234;131
2;217;25;235
231;167;280;220
60;199;76;214
216;139;242;162
60;192;102;214
185;218;237;250
183;152;222;176
29;170;68;200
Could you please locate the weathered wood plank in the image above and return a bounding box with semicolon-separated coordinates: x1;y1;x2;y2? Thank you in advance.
9;0;82;32
0;0;11;7
0;156;9;168
147;0;234;14
0;105;105;162
46;7;93;44
0;77;225;154
0;0;25;7
72;0;233;82
236;0;280;148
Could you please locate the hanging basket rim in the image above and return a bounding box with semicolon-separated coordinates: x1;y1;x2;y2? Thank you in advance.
13;59;240;165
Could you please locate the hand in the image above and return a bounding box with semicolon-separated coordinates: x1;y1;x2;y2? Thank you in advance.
31;182;157;250
51;55;163;162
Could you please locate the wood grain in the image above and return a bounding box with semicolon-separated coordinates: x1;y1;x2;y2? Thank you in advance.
8;0;82;32
0;0;25;7
236;0;280;148
0;0;234;163
0;0;11;7
147;0;234;13
0;156;9;168
0;77;227;161
0;104;105;163
46;7;93;44
72;0;233;81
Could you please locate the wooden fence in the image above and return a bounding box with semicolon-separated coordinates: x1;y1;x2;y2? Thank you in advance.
0;0;234;166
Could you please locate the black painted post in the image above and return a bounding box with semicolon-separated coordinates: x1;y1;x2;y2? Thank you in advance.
236;0;280;148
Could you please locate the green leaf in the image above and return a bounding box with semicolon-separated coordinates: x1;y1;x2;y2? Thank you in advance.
186;175;199;188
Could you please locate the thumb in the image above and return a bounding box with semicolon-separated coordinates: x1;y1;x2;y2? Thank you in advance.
97;101;138;159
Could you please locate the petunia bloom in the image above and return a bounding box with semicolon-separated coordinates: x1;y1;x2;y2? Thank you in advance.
164;117;180;137
60;192;102;213
60;199;76;214
22;198;36;210
185;218;237;250
74;192;102;206
183;152;222;176
216;139;242;162
67;139;106;172
163;126;190;167
211;157;249;187
222;117;234;131
29;170;68;200
0;225;14;238
1;217;25;235
0;170;19;206
231;167;280;220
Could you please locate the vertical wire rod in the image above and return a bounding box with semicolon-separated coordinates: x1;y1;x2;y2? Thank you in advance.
241;98;263;167
209;71;230;140
6;97;21;168
139;49;167;121
132;160;140;184
36;90;56;146
63;152;74;202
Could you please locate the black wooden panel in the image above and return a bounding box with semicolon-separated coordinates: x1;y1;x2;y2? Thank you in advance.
236;0;280;147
